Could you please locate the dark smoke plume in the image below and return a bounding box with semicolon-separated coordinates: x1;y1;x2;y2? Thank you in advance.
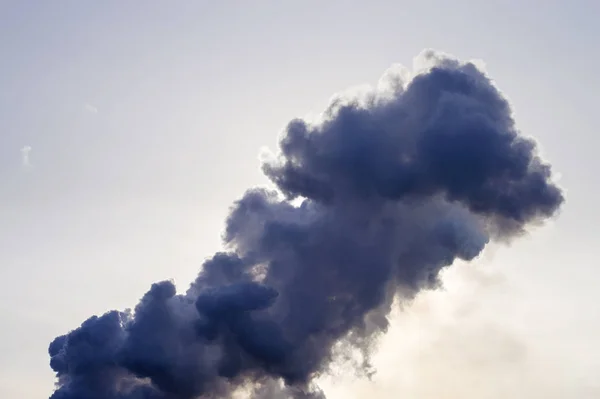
48;50;564;399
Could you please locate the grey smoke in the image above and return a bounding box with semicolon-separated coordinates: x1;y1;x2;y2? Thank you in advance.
48;49;564;399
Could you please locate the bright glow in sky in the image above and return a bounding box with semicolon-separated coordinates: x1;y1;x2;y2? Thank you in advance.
1;1;598;398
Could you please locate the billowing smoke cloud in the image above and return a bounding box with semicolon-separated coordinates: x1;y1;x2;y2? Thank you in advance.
48;50;564;399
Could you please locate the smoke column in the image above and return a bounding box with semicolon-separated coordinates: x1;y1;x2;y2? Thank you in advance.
48;50;564;399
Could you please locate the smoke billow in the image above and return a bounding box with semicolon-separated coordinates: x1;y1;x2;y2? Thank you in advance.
48;50;564;399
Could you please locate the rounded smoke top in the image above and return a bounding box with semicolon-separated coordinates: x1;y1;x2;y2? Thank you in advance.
195;281;279;318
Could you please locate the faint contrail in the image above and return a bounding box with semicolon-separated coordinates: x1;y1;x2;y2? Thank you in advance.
20;145;31;167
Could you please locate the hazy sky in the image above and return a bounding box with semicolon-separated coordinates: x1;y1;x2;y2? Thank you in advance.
1;1;599;398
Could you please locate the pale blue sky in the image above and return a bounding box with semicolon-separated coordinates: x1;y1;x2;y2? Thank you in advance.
1;1;599;398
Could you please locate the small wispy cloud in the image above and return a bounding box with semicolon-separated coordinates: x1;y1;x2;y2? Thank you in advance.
20;145;32;167
84;103;99;114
